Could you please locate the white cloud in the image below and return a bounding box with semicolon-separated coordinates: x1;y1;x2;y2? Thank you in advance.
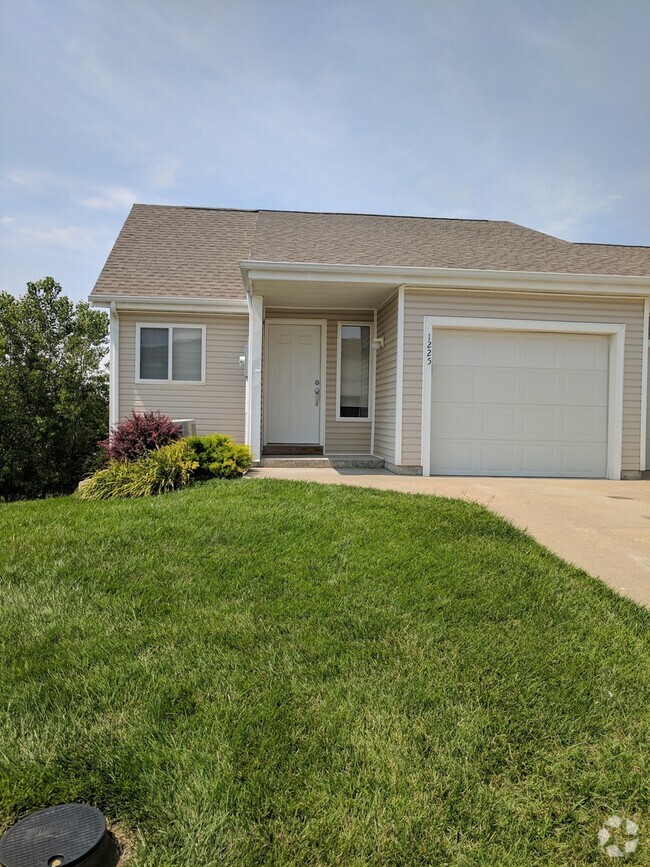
1;216;16;225
538;190;624;240
149;157;182;189
80;185;138;210
3;223;105;252
7;169;59;188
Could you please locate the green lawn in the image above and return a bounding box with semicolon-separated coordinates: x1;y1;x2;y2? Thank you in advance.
1;479;649;865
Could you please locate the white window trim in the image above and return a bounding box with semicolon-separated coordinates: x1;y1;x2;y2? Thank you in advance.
420;316;625;480
135;322;206;385
336;321;373;423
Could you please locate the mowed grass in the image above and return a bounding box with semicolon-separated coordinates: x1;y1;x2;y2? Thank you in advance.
1;479;649;866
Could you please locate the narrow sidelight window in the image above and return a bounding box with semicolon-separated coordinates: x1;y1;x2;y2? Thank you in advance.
137;324;204;382
337;323;371;419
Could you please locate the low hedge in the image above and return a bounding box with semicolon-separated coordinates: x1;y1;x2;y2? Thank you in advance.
78;440;198;500
185;434;252;480
79;434;252;500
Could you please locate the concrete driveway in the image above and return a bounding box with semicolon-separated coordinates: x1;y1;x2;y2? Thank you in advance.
250;468;650;607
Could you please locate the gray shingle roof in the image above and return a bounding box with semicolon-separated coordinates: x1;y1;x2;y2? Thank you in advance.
92;206;258;300
91;204;650;300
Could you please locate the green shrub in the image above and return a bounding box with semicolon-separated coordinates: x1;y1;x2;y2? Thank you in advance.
79;441;198;500
185;434;252;479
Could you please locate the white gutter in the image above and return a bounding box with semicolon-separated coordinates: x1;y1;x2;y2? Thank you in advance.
89;294;248;314
240;260;650;297
109;302;119;430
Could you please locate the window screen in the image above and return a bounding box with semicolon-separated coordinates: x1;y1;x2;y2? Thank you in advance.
139;326;203;382
139;327;169;380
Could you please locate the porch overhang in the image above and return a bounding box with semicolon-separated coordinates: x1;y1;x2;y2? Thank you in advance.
240;260;650;305
240;261;402;309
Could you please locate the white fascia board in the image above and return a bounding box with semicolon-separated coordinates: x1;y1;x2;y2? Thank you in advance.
240;260;650;296
89;294;248;314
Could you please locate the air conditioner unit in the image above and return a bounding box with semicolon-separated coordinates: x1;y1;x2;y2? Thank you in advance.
173;418;196;437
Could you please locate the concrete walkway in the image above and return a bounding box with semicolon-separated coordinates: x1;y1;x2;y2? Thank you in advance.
249;468;650;607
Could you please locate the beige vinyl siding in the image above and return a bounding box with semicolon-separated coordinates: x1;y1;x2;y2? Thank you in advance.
119;312;248;439
374;294;398;462
401;289;645;473
265;309;373;453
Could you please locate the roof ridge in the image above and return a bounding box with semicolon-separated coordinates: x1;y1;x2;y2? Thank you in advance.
258;208;503;224
133;203;261;215
132;202;513;226
574;241;650;250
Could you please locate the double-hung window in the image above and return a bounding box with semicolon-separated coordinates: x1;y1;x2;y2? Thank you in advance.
337;323;371;420
136;324;205;383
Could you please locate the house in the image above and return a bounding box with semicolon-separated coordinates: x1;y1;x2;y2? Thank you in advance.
90;205;650;479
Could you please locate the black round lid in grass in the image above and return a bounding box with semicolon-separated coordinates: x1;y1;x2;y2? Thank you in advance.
0;803;112;867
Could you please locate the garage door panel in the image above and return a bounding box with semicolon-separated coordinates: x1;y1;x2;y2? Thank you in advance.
519;444;556;475
432;440;474;473
562;371;608;405
483;333;519;366
522;335;564;368
434;367;608;407
521;369;562;403
560;407;607;440
482;368;518;401
521;407;557;438
432;331;477;365
432;366;476;400
431;404;474;436
563;336;609;370
557;444;607;476
479;406;517;438
429;328;609;478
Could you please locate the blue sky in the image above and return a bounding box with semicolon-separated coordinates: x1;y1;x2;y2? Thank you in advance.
1;0;649;301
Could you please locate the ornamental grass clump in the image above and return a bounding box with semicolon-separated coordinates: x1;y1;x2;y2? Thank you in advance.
79;441;197;500
185;434;252;479
99;411;182;462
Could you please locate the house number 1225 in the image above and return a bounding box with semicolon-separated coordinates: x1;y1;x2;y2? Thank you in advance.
426;333;432;365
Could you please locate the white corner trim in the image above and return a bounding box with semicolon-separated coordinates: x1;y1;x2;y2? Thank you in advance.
420;316;626;481
109;302;119;430
246;294;263;461
90;294;248;314
335;321;373;423
135;322;207;385
395;287;405;465
370;308;378;455
641;298;649;472
263;318;328;448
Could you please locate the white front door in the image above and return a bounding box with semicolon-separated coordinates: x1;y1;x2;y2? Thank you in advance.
266;323;322;444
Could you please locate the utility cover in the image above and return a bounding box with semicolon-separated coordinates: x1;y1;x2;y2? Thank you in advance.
0;803;107;867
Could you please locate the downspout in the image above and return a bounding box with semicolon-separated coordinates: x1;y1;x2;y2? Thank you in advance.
245;287;263;461
641;297;649;472
109;301;119;430
394;286;405;466
245;289;252;452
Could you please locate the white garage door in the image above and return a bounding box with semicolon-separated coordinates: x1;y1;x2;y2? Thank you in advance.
430;328;609;477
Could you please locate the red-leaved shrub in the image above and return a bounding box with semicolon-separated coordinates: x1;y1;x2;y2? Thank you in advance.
99;411;182;462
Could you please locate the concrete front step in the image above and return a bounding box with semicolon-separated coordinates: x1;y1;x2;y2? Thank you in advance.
254;455;385;469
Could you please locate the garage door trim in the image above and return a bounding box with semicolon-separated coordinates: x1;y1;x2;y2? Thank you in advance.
421;316;625;479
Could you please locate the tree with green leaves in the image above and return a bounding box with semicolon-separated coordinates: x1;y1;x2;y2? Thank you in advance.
0;277;109;500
